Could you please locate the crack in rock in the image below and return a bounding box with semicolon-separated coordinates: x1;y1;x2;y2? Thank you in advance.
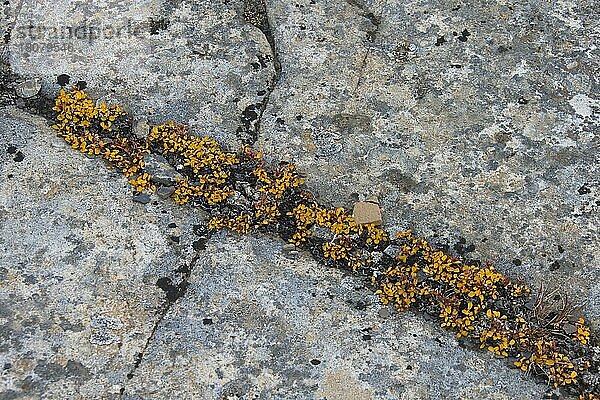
348;0;384;95
347;0;382;42
2;0;24;46
241;0;282;145
119;232;209;397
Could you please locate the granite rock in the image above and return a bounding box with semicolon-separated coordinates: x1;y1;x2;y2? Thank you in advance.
1;0;599;399
0;109;203;398
122;235;546;400
256;0;600;323
7;0;276;144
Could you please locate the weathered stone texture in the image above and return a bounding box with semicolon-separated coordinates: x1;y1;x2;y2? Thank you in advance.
1;0;598;398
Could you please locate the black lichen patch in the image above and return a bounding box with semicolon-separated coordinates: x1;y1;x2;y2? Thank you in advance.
13;151;24;162
193;239;207;251
239;102;264;144
148;17;169;35
578;184;591;195
241;0;282;145
156;277;188;303
435;36;447;46
0;62;21;106
457;29;471;42
241;103;260;131
57;74;70;86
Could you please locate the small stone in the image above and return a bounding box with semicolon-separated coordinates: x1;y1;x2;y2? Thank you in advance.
525;298;536;310
283;250;299;260
563;323;577;335
133;193;151;204
16;79;41;98
378;307;390;318
543;388;560;400
157;186;175;199
143;154;182;186
353;201;382;225
282;243;296;252
133;119;150;139
383;244;400;258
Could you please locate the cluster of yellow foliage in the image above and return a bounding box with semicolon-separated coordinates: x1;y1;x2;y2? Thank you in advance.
373;229;596;394
147;122;238;205
253;163;304;199
51;88;598;399
208;214;251;234
52;88;153;191
575;317;591;345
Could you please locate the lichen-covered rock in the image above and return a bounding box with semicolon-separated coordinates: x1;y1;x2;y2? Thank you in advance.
1;0;599;398
123;235;546;399
257;0;599;324
7;0;276;144
0;109;203;398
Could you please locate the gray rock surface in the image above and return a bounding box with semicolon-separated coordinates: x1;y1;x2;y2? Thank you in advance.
7;0;276;143
123;235;545;400
0;109;204;398
257;0;600;322
1;0;599;399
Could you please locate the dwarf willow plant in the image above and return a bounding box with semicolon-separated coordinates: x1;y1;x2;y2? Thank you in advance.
52;88;599;399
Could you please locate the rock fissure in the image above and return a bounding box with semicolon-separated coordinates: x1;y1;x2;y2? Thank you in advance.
120;249;205;396
242;0;282;145
349;0;385;96
45;87;600;399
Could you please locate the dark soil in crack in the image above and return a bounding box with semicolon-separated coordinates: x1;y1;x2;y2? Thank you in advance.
239;0;282;145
